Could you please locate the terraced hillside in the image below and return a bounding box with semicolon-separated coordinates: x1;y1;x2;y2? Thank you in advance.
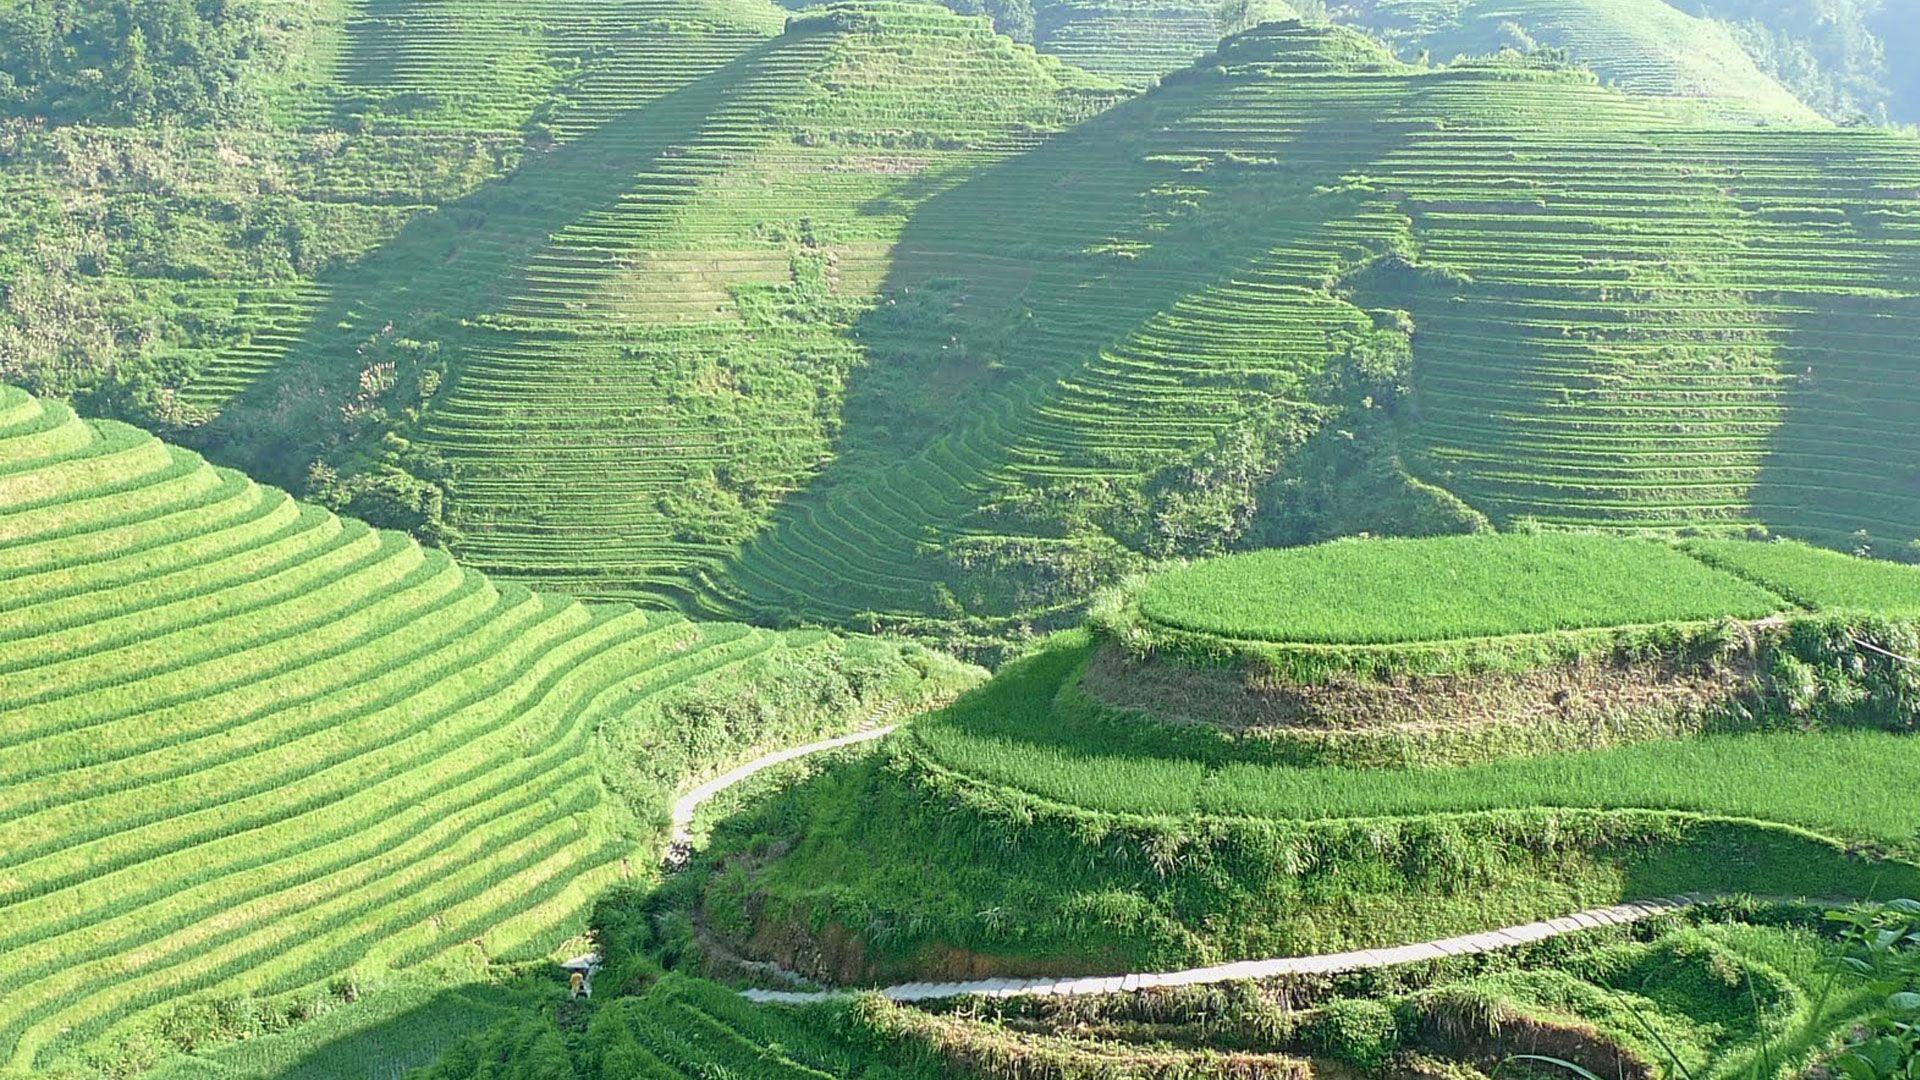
0;0;790;433
21;6;1918;645
1030;0;1229;86
682;21;1920;637
392;5;1115;602
0;384;975;1077
699;535;1920;986
203;2;1116;601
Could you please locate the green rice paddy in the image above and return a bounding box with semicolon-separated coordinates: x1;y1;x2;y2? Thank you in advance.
1134;534;1792;645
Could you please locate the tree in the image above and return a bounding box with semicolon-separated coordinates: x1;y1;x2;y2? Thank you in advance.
0;0;275;124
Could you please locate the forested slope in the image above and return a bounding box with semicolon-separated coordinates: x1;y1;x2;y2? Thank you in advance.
1328;0;1824;123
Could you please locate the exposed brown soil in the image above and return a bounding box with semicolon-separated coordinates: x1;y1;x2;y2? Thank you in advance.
1080;641;1758;764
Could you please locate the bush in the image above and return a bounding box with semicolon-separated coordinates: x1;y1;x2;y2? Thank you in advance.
1307;998;1402;1071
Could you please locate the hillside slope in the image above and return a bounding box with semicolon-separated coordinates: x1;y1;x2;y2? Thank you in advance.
203;2;1115;603
677;21;1920;637
1331;0;1824;123
905;0;1840;110
0;0;788;437
1678;0;1920;126
0;384;976;1077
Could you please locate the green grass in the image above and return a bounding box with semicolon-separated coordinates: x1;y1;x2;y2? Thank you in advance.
1135;534;1790;645
142;978;538;1080
695;621;1919;981
926;722;1920;844
410;973;946;1079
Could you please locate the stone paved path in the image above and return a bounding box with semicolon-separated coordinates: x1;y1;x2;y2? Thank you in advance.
666;723;899;867
742;894;1714;1005
673;731;1749;1008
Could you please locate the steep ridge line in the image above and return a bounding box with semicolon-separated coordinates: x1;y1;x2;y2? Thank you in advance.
740;895;1722;1005
665;722;900;867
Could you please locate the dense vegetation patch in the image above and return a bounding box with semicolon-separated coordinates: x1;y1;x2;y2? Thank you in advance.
0;0;290;124
1329;0;1821;122
1681;0;1920;125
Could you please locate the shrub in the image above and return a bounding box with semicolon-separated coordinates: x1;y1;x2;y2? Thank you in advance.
1306;998;1402;1071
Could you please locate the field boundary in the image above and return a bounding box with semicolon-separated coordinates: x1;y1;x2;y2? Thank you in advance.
742;895;1721;1005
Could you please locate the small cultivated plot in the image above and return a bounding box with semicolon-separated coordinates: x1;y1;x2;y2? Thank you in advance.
694;534;1920;990
0;385;978;1077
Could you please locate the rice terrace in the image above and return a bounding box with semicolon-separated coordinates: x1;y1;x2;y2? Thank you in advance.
2;0;1919;1077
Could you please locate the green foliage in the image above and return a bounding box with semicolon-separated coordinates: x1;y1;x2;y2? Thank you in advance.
0;0;281;124
1307;998;1403;1070
597;633;976;825
1680;0;1919;125
1331;0;1821;122
410;975;948;1079
1830;901;1920;1080
702;616;1919;978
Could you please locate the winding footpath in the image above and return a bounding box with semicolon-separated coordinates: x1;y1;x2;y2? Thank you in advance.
666;722;899;867
665;726;1728;1008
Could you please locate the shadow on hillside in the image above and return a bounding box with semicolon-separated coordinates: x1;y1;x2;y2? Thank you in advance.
150;980;538;1080
696;37;1411;619
197;34;789;489
1748;204;1920;554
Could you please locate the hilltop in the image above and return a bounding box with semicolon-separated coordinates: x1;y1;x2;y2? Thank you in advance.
0;384;977;1076
696;533;1920;985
